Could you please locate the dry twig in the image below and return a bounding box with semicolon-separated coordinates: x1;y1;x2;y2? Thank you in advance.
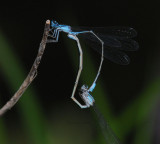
0;20;50;116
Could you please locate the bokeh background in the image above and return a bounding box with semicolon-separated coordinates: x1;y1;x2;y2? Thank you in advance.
0;0;160;144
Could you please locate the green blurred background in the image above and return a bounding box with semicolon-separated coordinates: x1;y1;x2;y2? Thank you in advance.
0;0;160;144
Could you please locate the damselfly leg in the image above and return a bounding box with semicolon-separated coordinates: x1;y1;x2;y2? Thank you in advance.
47;29;60;43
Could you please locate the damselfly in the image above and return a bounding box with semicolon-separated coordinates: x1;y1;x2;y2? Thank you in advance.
48;20;138;144
48;20;138;108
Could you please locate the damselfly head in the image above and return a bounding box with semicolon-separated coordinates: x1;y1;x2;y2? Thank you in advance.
51;20;59;28
81;85;88;92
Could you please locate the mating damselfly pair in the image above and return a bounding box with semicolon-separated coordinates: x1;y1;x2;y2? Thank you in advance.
48;20;139;144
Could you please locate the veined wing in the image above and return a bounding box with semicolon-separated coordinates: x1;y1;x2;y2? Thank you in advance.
93;105;121;144
77;33;130;65
71;26;137;39
72;26;139;51
71;26;139;65
77;32;139;51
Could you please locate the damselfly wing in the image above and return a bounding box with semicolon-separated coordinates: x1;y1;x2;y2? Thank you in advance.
71;26;139;65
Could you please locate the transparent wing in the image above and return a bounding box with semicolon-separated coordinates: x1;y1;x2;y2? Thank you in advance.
72;26;138;65
78;32;139;51
78;32;122;48
78;34;130;65
93;105;121;144
71;26;138;39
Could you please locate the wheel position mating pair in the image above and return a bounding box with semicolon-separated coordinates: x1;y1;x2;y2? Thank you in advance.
48;20;139;109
